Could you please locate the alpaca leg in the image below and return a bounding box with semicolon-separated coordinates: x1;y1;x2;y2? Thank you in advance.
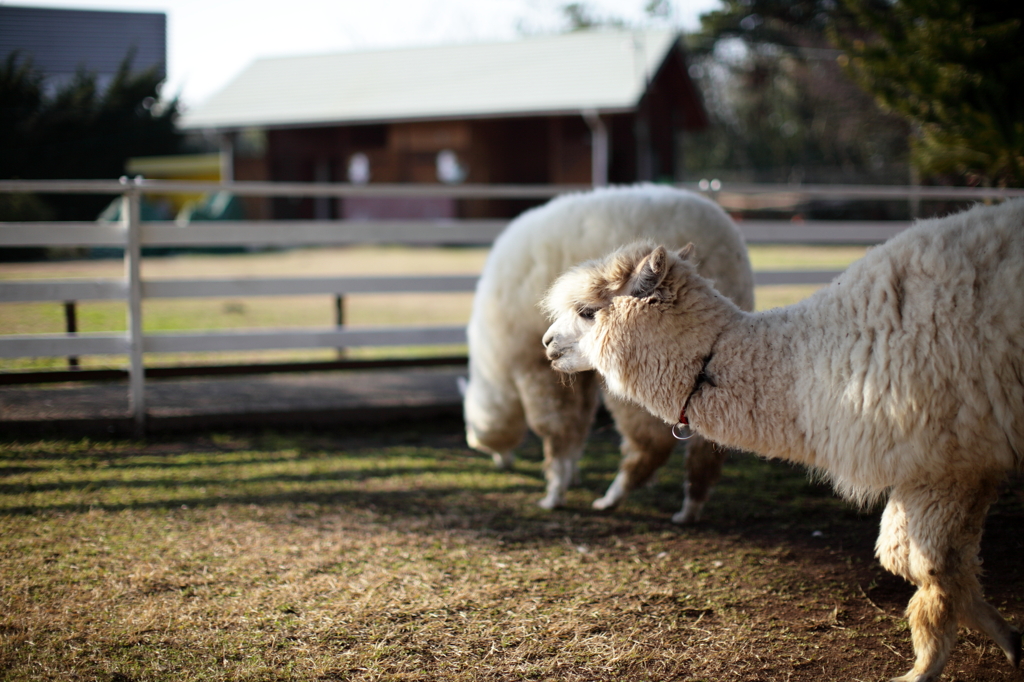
876;491;955;682
875;495;912;582
884;479;1009;682
673;436;728;525
570;458;583;487
952;479;1020;667
463;376;527;471
960;594;1022;667
594;395;675;511
896;584;959;682
516;367;600;510
540;449;580;510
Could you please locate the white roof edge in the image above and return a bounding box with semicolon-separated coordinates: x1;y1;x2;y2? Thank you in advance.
180;29;681;132
185;105;640;133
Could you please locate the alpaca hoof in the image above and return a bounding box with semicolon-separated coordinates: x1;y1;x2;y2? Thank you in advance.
1009;627;1022;667
593;473;627;512
537;494;562;510
671;509;697;525
671;499;704;525
890;672;937;682
492;451;515;470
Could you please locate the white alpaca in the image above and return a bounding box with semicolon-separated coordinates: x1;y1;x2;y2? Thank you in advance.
464;184;754;519
542;199;1024;681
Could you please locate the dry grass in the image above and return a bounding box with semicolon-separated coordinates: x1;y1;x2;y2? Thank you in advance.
1;419;1021;681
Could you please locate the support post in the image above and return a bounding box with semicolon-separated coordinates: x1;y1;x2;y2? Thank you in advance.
334;294;346;359
582;110;609;187
909;164;921;219
123;183;146;435
219;133;234;183
63;301;79;369
634;111;652;182
314;157;332;220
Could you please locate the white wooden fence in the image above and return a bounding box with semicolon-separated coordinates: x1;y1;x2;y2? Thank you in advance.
2;178;1022;431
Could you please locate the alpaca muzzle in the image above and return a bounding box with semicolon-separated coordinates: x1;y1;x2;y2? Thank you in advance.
541;330;562;361
542;327;591;372
541;328;555;351
542;330;572;364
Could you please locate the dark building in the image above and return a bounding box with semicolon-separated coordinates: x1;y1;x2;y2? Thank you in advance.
180;29;708;220
0;5;166;93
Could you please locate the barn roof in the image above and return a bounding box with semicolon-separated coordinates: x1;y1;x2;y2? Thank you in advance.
180;29;685;131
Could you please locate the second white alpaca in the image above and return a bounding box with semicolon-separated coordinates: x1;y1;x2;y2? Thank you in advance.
542;199;1024;681
464;184;754;517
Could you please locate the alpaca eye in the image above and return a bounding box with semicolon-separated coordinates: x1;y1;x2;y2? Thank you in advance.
577;306;597;320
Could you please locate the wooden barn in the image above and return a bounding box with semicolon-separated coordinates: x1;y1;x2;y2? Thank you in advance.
180;28;708;220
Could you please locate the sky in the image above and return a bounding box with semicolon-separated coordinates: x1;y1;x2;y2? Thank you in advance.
3;0;724;110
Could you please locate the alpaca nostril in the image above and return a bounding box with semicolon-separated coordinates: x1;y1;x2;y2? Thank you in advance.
542;331;553;348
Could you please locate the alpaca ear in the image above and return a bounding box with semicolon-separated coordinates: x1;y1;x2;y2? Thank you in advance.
678;243;696;261
631;246;670;298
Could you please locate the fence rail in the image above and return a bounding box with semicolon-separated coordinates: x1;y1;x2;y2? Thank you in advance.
0;275;481;302
3;178;1021;432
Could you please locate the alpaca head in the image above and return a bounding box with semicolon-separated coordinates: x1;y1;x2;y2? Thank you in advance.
541;241;730;423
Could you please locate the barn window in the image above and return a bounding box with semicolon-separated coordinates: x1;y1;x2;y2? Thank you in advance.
348;153;370;184
436;149;466;184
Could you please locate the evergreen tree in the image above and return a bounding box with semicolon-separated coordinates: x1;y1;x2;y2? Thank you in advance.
834;0;1024;186
0;51;182;220
684;0;910;184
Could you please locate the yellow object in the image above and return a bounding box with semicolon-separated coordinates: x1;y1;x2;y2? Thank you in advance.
125;153;222;214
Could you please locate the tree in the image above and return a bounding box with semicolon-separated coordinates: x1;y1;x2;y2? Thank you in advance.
0;51;182;221
683;0;911;184
558;2;627;30
833;0;1024;187
535;2;911;184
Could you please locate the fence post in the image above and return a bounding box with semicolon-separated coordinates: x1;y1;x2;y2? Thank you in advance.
63;301;79;369
909;165;921;219
335;294;346;359
122;181;146;434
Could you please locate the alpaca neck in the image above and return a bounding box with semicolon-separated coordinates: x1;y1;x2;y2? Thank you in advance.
687;308;815;466
598;287;738;427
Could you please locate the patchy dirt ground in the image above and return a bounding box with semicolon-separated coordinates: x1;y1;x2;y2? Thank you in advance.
1;416;1021;681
